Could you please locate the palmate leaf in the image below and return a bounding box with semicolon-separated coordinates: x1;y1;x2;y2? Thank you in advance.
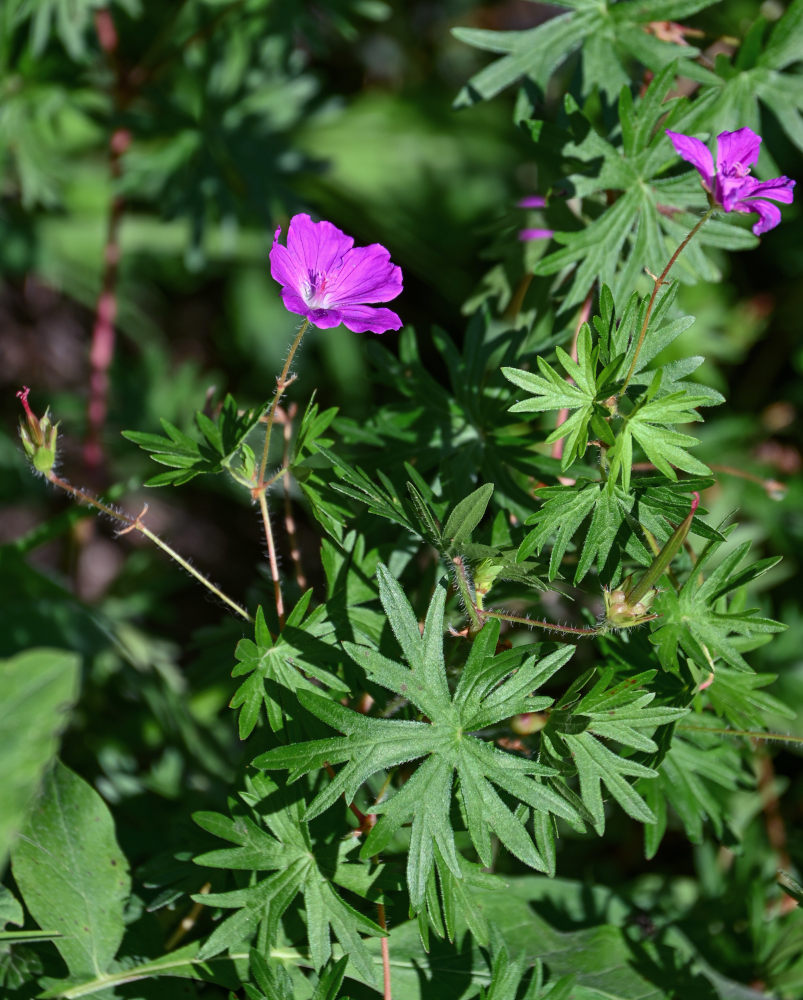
610;381;712;492
517;478;717;587
230;597;348;739
504;322;622;471
642;720;746;858
527;72;755;308
452;0;718;106
650;532;786;686
542;669;687;833
255;565;584;909
680;0;803;159
122;394;266;486
597;282;723;408
193;774;384;982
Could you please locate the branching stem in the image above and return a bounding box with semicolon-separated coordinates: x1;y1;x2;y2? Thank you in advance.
253;319;309;627
47;473;252;622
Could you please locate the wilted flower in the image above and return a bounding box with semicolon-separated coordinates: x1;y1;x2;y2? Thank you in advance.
666;127;795;235
270;213;402;334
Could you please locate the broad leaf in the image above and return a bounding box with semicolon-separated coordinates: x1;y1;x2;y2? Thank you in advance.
0;648;79;870
11;761;130;979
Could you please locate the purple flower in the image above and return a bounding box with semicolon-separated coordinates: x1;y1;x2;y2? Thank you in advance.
666;127;795;235
518;194;554;242
270;213;402;334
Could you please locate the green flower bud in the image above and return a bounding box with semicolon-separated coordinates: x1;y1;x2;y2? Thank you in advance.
17;387;59;475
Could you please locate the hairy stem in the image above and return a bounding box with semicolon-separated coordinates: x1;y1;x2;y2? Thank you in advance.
257;490;285;626
257;319;309;488
280;403;308;590
480;608;599;638
678;724;803;746
620;208;713;395
451;556;483;631
253;320;309;626
47;473;252;621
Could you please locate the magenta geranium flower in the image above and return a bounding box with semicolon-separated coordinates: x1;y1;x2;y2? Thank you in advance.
269;214;402;334
666;127;795;235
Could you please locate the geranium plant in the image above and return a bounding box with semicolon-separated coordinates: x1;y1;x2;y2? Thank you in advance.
2;2;803;999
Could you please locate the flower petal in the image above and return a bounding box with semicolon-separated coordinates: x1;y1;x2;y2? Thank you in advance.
716;128;761;175
280;287;344;328
715;173;752;212
666;130;714;187
286;213;354;278
269;232;301;291
741;199;782;236
740;174;796;205
338;303;403;334
519;195;547;208
279;287;313;318
322;244;403;305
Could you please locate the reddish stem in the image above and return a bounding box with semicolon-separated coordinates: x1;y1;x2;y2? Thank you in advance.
84;10;131;471
278;403;308;590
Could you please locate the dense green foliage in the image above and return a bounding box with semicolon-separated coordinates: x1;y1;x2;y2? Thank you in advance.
2;1;803;998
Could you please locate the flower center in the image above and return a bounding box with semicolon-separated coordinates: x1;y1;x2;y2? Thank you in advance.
727;160;751;178
305;269;328;307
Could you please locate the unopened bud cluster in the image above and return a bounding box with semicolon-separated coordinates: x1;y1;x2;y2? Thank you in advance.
17;387;59;474
603;579;657;629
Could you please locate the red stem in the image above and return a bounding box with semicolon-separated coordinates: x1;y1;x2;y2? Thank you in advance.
84;10;130;471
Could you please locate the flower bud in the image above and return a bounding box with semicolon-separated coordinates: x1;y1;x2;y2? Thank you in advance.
603;582;657;629
511;711;549;735
474;558;503;598
17;387;59;474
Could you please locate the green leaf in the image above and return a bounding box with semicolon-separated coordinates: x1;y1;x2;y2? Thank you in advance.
611;390;711;492
230;601;348;739
543;670;685;833
194;775;382;983
643;720;744;857
256;567;583;908
518;485;600;579
443;484;494;551
0;648;79;870
453;1;715;106
650;536;787;690
122;394;266;486
11;761;130;979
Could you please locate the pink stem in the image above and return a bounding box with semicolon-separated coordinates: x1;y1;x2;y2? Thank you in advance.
84;10;130;471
